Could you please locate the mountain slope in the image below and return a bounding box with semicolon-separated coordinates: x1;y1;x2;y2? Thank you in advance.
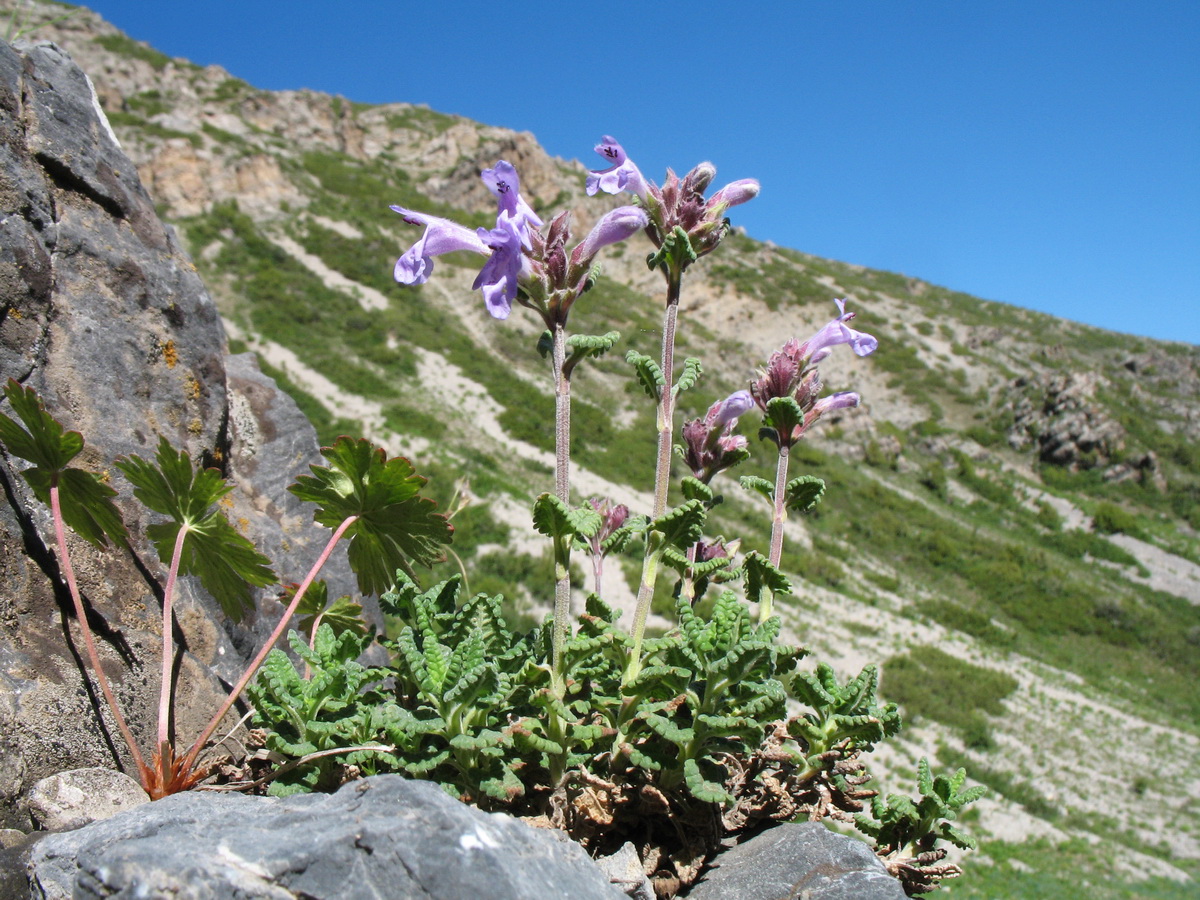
5;3;1200;896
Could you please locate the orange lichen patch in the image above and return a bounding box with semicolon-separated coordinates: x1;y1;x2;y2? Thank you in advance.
211;446;224;463
185;374;202;400
237;516;251;534
161;339;179;368
219;494;235;509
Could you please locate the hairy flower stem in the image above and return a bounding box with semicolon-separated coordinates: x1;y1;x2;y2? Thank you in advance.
157;526;190;755
551;322;572;683
180;514;358;776
762;446;791;623
651;275;683;519
768;446;790;568
627;269;684;684
49;481;148;780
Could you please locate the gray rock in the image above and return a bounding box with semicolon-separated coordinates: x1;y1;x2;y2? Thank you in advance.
29;774;628;900
25;767;148;832
686;823;906;900
595;842;654;900
0;37;355;829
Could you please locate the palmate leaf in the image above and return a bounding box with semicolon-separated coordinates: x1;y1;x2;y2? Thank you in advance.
117;438;275;620
289;438;453;596
280;580;368;640
0;380;127;548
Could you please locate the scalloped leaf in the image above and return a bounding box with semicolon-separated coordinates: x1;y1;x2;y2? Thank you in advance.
289;437;452;595
684;757;733;805
672;357;703;396
738;475;774;505
625;350;664;402
743;551;792;603
785;475;826;513
652;499;706;549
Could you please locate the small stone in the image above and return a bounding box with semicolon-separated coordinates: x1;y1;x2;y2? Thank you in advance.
687;822;906;900
25;768;148;833
595;842;654;900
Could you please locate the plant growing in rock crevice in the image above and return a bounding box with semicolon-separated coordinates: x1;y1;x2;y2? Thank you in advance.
245;138;984;896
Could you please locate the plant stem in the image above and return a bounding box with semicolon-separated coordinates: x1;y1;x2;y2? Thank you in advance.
627;268;683;684
157;526;190;754
625;529;665;684
651;275;682;519
551;322;572;683
49;481;148;779
180;514;357;775
768;445;790;569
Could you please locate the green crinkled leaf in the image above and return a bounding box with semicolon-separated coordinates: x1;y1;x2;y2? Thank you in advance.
625;350;664;402
646;226;698;273
760;396;803;443
531;493;602;539
479;765;525;801
785;475;826;512
738;475;775;505
566;330;621;361
289;437;452;595
642;713;694;745
683;757;733;805
118;437;275;620
652;499;706;549
743;551;792;603
680;476;714;504
673;357;703;396
1;381;128;548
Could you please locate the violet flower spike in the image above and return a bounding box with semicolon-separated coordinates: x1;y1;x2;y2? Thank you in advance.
391;207;489;285
586;136;650;199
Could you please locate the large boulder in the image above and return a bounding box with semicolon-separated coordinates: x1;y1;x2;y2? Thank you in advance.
27;774;628;900
0;38;352;830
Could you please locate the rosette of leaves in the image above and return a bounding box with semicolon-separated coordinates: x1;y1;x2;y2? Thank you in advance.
855;758;985;894
377;572;542;803
247;625;396;795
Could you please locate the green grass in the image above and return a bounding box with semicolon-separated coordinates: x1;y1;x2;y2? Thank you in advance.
92;33;171;70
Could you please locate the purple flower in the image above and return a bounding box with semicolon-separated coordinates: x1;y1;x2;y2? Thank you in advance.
804;299;878;363
707;178;761;212
681;390;755;482
472;213;528;319
391;207;489;285
570;206;649;269
481;160;543;236
586;136;650;199
712;389;755;428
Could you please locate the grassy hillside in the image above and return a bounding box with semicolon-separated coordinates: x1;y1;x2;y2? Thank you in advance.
7;2;1200;894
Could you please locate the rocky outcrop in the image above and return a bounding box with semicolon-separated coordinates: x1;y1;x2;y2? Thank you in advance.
0;37;352;830
28;775;628;900
1007;372;1126;470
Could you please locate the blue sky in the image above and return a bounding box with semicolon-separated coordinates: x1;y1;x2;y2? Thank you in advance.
76;1;1199;345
